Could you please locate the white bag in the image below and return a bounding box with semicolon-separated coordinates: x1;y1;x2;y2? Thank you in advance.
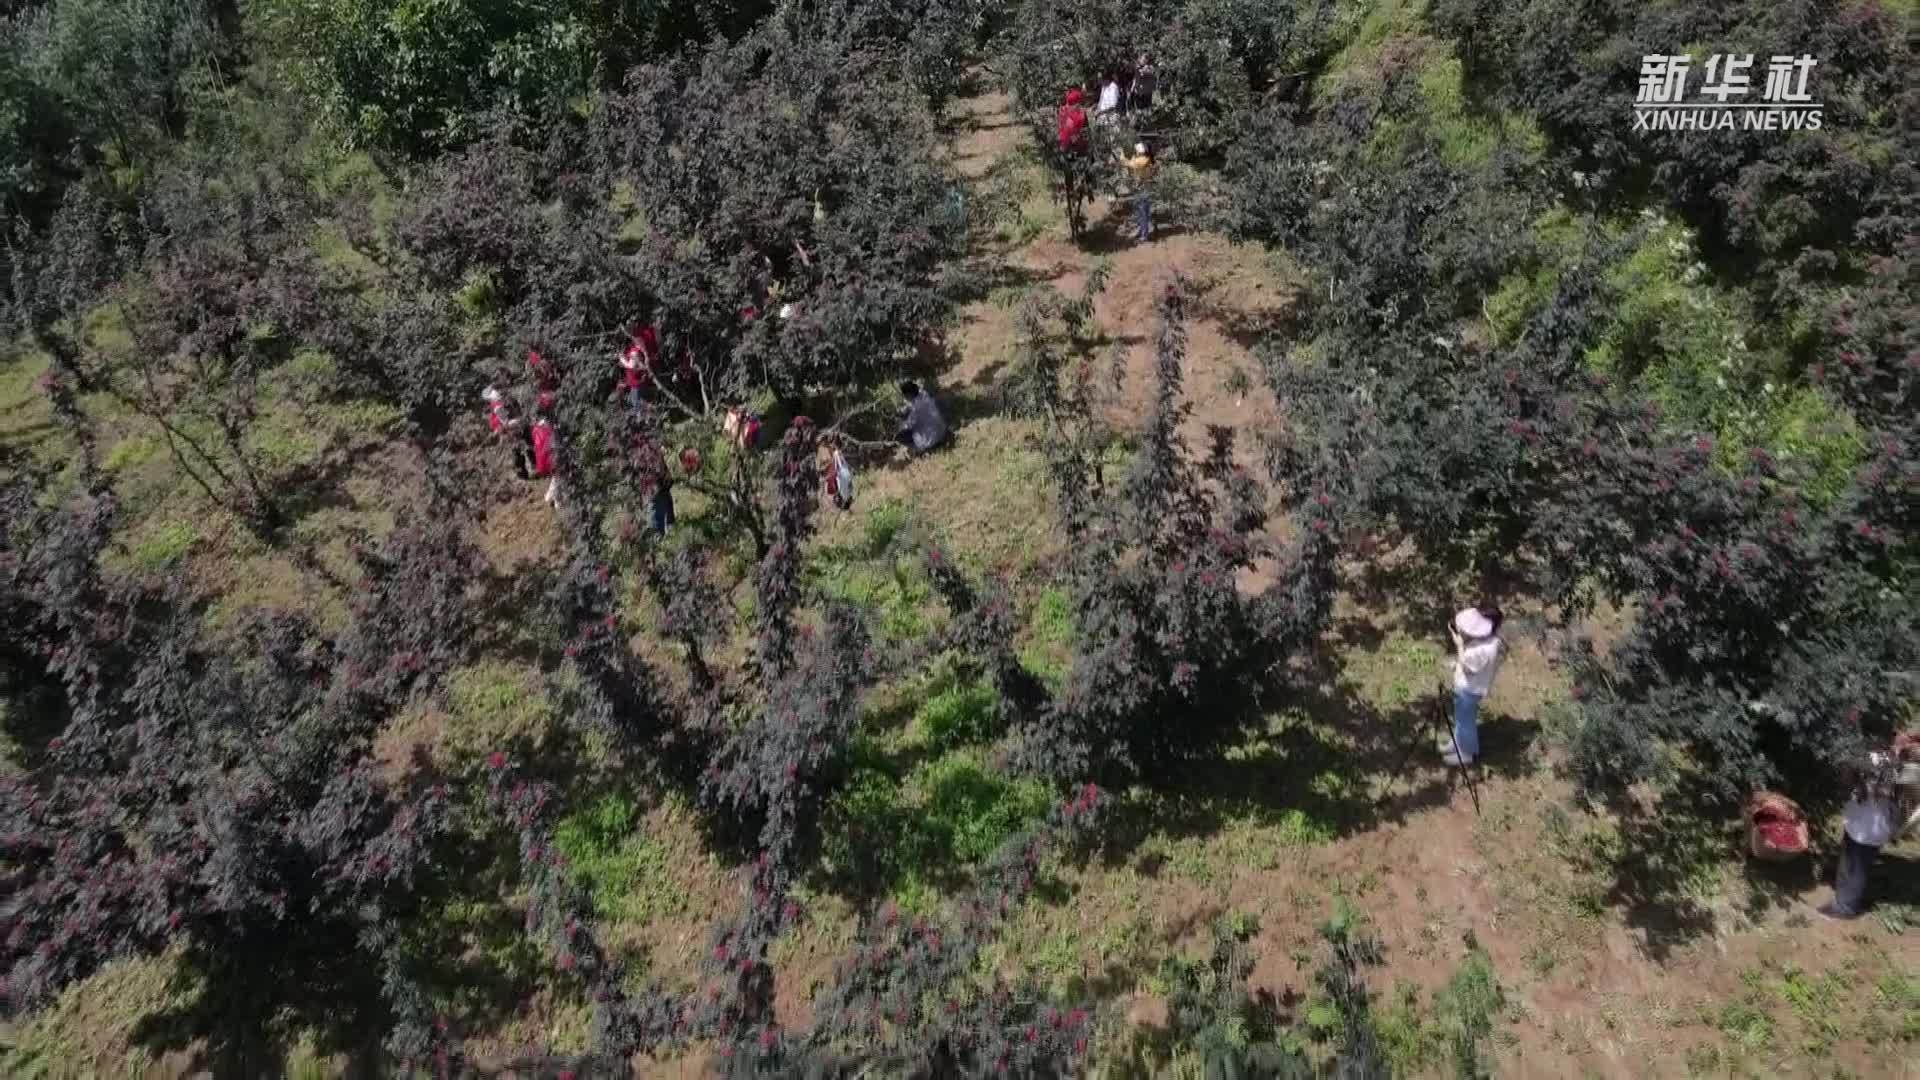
833;451;855;507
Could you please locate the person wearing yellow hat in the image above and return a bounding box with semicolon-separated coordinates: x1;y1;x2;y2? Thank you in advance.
1445;604;1504;766
1126;141;1155;243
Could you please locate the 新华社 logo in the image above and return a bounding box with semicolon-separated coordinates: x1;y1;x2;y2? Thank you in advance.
1633;54;1823;132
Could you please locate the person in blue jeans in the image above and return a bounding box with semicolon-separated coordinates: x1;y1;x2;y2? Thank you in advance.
1445;604;1505;766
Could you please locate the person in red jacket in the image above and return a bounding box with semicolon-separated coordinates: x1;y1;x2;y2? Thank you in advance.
518;348;558;414
1057;87;1090;153
531;413;560;507
619;324;660;409
483;385;515;435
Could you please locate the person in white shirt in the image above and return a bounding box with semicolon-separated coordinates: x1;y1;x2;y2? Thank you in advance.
1096;74;1121;123
1445;604;1504;766
1819;745;1916;920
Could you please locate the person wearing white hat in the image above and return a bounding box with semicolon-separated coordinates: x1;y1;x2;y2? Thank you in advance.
482;384;533;479
1445;603;1505;766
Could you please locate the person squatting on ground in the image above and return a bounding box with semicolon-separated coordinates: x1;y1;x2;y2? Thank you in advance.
1446;604;1505;766
1820;737;1919;920
896;380;949;456
1126;141;1155;243
483;383;534;480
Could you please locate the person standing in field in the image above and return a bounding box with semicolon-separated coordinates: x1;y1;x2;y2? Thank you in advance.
819;434;855;510
1128;55;1156;114
1445;604;1504;766
1819;743;1916;921
649;452;675;535
531;410;560;507
526;347;559;415
1096;72;1121;124
1125;141;1155;243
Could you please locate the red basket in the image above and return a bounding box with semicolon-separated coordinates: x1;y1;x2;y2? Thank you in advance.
1746;791;1808;862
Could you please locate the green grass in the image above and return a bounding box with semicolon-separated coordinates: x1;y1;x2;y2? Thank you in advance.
455;266;502;319
1413;53;1546;169
1019;585;1074;688
441;661;555;765
861;499;911;554
550;793;683;924
920;752;1052;861
1483;207;1594;344
810;501;944;643
1374;982;1432;1071
1876;902;1919;936
126;520;200;570
1868;969;1920;1044
0;350;61;471
243;397;402;474
1585;217;1848;480
912;677;1000;750
0;953;194;1078
1320;0;1428;94
1748;385;1864;508
815;556;936;643
101;431;165;474
1712;999;1775;1053
1369;944;1505;1077
1773;964;1846;1043
1433;945;1506;1077
1272;807;1337;848
1366;632;1447;709
819;749;1053;895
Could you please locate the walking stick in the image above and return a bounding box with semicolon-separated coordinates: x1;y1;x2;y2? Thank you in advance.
1436;681;1482;816
1376;682;1481;816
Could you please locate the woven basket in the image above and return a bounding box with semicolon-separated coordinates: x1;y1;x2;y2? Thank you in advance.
1746;791;1808;862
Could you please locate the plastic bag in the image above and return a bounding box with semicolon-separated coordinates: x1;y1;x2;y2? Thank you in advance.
833;451;854;509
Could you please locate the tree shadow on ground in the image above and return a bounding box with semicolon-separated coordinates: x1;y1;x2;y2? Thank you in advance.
1863;850;1920;913
1073;199;1194;256
1573;776;1856;962
1088;672;1544;875
269;452;367;533
949;257;1073;306
1193;288;1303;353
1339;552;1487;651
